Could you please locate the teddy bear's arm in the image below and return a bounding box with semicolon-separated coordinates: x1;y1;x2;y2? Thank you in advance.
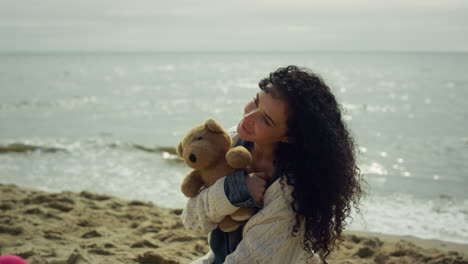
230;207;257;221
226;146;252;169
181;170;205;198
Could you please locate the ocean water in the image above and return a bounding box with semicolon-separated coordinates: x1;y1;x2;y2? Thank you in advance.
1;52;467;244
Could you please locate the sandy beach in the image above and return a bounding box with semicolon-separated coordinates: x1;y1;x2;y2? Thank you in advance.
1;183;467;264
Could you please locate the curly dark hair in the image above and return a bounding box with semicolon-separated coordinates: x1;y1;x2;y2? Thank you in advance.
258;65;368;264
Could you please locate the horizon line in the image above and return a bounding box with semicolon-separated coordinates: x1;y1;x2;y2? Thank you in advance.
1;49;468;55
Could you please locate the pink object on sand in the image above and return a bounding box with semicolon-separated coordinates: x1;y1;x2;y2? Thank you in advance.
0;255;28;264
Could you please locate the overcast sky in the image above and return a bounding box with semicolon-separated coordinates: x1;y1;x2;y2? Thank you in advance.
1;0;467;52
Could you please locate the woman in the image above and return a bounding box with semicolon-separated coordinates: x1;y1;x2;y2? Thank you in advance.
182;65;367;264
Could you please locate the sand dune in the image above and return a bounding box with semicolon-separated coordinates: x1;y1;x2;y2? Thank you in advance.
1;184;467;264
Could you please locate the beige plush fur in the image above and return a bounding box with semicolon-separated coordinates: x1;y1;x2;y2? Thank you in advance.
177;119;256;232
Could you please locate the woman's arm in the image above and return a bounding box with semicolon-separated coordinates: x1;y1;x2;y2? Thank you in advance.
181;176;240;235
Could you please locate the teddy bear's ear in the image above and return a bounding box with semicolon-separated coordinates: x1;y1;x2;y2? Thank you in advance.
177;142;183;157
205;118;223;133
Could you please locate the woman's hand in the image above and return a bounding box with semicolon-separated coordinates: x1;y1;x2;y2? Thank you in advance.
245;172;268;206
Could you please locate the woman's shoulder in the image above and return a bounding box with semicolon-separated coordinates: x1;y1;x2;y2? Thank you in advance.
265;177;295;206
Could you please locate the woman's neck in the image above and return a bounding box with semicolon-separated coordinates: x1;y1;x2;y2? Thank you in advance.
251;142;276;163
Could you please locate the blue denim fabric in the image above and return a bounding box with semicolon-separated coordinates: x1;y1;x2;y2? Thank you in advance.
224;170;260;208
210;226;242;264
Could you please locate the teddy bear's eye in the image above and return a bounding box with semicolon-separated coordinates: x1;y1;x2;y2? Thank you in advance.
195;136;203;141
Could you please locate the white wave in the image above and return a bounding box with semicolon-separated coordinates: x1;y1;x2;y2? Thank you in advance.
349;192;468;244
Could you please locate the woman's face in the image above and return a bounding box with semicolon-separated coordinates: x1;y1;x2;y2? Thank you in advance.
237;86;289;145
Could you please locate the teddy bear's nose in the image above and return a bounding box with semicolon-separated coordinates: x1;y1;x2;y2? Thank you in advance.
189;153;197;163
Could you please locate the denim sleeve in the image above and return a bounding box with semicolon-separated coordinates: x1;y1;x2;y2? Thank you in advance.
224;170;261;208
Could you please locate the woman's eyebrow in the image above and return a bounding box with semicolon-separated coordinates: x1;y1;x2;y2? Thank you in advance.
258;93;277;126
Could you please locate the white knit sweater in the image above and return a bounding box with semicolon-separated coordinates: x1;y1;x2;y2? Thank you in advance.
181;129;320;264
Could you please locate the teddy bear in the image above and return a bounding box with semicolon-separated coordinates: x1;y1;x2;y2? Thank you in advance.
177;118;257;232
